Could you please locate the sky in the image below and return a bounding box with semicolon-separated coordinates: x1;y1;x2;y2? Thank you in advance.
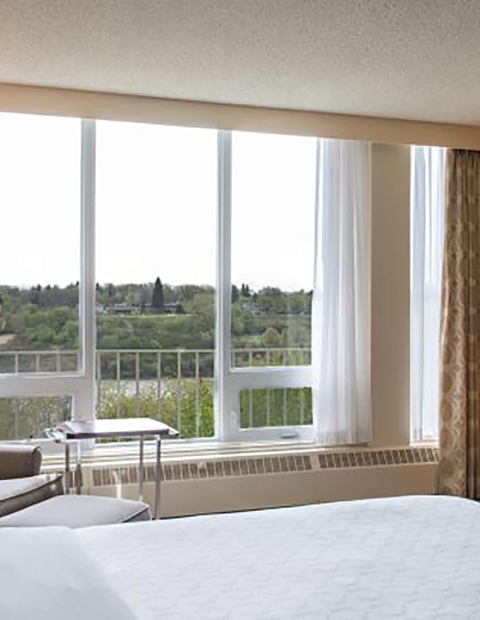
0;114;316;292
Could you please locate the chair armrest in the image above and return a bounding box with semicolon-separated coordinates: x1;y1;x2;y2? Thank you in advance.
0;474;64;518
0;444;43;480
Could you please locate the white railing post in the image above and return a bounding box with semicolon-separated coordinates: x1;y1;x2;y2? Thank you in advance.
157;352;162;419
116;351;121;416
195;351;200;438
135;352;140;417
176;350;182;434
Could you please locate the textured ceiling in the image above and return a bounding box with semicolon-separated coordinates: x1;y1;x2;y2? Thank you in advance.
1;0;480;125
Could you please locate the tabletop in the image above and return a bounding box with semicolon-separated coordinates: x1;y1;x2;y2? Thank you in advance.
54;418;179;439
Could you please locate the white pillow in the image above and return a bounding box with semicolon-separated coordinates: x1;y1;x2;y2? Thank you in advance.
0;526;138;620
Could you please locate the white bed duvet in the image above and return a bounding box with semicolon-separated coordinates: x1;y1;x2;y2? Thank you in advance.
2;496;480;619
77;495;480;620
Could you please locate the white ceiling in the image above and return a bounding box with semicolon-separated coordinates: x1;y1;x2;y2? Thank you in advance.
1;0;480;125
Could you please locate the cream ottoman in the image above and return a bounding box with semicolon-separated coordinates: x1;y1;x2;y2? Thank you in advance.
0;494;151;528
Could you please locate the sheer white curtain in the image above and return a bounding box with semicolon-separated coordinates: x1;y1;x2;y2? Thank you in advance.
312;139;372;445
410;146;446;442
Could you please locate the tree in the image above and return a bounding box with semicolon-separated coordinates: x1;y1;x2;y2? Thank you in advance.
231;284;239;304
240;283;251;297
30;286;40;305
262;326;283;348
151;277;165;312
288;292;309;315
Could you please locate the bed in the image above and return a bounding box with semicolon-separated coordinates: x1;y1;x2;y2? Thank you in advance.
2;496;480;619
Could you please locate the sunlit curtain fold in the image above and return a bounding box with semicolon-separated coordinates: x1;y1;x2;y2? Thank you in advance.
312;139;372;445
410;146;446;442
439;149;480;498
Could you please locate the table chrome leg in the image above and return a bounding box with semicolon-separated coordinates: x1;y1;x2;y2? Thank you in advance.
75;440;82;495
65;442;70;494
154;437;162;519
139;435;144;502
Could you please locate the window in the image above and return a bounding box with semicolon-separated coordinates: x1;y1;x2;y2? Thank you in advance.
0;114;367;446
231;132;315;369
0;114;90;443
0;117;316;443
410;146;446;442
0;114;81;375
227;132;316;440
95;122;217;439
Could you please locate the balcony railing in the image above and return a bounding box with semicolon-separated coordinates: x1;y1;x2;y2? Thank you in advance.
0;348;312;441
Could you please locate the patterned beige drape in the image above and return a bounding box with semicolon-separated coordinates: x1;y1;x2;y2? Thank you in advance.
439;149;480;498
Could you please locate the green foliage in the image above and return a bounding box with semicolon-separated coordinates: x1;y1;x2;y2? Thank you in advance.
239;387;312;428
0;280;312;354
97;380;214;439
0;397;71;441
0;382;313;442
262;326;283;348
0;279;313;439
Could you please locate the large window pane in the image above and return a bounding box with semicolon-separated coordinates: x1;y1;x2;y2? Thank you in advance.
96;122;216;438
231;132;316;368
0;114;81;373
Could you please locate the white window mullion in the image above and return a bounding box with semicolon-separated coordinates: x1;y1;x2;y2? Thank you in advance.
75;119;96;420
215;130;234;440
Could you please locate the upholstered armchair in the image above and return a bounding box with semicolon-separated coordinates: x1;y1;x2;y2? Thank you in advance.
0;444;64;518
0;444;151;527
0;443;43;479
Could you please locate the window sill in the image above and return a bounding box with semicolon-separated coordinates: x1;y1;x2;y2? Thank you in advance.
42;438;318;468
41;437;439;470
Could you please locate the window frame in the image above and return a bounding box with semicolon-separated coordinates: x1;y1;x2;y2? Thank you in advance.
0;120;314;444
216;131;314;442
0;120;95;424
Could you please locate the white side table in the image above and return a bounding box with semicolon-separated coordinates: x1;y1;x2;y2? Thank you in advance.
47;418;178;518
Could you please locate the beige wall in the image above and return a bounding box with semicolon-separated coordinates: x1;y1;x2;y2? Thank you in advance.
0;82;480;148
371;144;411;447
89;463;437;517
